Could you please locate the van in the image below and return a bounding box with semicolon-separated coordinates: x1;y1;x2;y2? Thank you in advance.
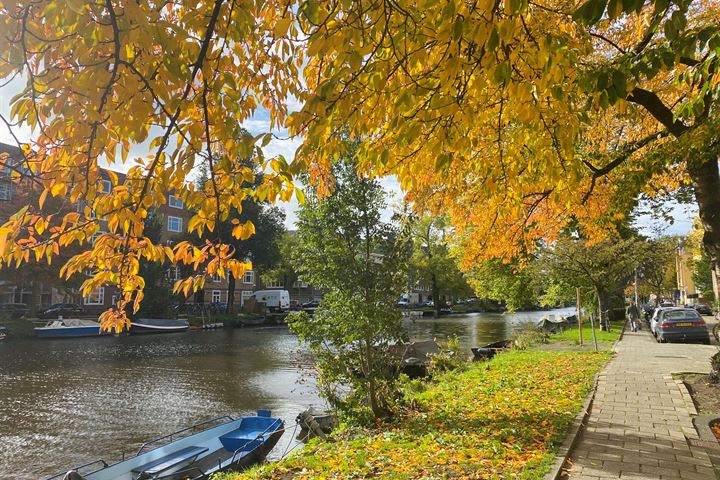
251;290;290;312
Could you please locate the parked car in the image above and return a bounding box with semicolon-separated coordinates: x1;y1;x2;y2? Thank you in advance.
0;303;29;319
301;300;320;309
38;303;86;319
655;308;710;344
396;299;410;309
691;303;713;316
659;301;675;307
650;306;678;336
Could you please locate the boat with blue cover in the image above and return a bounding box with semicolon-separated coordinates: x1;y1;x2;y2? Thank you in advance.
46;410;284;480
34;319;109;338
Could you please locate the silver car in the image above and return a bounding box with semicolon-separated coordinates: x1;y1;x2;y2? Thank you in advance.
650;306;678;336
655;308;710;344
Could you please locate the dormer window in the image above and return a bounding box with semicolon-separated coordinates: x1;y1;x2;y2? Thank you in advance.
100;179;112;193
168;194;183;209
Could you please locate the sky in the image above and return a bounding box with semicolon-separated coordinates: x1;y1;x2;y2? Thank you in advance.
0;75;694;237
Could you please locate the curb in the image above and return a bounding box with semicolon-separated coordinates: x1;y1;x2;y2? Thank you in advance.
543;323;625;480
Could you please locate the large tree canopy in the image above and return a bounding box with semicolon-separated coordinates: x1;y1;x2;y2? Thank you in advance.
0;0;718;328
289;0;720;286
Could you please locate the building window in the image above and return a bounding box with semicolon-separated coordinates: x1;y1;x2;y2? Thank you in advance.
265;278;283;288
212;290;222;303
293;280;309;288
212;271;223;283
167;216;183;233
0;182;11;201
168;194;183;209
84;287;105;305
243;271;254;284
241;290;253;306
100;179;112;193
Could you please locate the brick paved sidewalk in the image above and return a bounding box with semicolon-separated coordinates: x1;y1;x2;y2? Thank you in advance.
565;327;718;479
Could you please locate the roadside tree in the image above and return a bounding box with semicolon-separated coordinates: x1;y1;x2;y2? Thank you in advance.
539;235;649;329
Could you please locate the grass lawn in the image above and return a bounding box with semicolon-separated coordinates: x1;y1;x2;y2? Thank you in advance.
548;321;622;345
219;350;610;480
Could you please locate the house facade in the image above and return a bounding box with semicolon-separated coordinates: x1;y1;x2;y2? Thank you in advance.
0;142;261;315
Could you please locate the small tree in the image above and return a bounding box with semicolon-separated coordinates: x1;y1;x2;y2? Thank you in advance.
289;154;407;421
540;235;647;329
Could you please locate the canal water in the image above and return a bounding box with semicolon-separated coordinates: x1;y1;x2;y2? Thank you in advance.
0;308;573;479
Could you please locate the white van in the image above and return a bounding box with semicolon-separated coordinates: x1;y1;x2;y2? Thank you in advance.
252;290;290;312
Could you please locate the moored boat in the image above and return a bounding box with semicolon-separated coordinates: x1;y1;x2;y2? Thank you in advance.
471;339;512;359
130;318;190;334
34;319;109;338
46;410;284;480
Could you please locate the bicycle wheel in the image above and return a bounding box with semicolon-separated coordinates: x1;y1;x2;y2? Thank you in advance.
713;322;720;343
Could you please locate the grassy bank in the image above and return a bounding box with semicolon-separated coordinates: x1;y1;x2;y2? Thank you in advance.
548;321;622;346
220;350;610;480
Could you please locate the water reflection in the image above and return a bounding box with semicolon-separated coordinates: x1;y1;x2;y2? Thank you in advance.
0;308;573;479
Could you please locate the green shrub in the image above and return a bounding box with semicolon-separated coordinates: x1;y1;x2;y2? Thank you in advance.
428;335;466;374
510;321;547;349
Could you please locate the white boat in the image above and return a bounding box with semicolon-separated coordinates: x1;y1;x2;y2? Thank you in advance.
34;319;109;338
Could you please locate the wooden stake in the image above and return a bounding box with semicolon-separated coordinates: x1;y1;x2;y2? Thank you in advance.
576;287;583;346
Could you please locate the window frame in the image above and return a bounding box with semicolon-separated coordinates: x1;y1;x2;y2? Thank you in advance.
168;194;184;209
167;215;183;233
211;290;222;303
84;287;105;305
0;181;11;201
100;179;112;193
243;270;255;284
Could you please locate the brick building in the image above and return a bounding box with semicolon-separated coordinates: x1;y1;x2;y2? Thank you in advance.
0;142;260;315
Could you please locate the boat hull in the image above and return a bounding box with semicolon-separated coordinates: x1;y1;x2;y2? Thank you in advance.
47;412;284;480
130;319;190;334
35;326;108;338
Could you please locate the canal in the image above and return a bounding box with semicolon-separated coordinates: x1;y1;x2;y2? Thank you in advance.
0;308;573;479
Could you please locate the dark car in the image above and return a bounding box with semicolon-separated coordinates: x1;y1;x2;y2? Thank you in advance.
38;303;86;319
301;300;320;309
656;308;710;344
0;303;29;319
692;303;713;316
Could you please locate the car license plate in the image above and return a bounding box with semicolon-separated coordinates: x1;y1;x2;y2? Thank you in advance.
675;322;693;327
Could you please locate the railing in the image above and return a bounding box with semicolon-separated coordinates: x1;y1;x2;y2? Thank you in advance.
135;415;234;456
44;459;109;480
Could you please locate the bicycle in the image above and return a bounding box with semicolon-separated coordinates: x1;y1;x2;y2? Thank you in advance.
713;313;720;343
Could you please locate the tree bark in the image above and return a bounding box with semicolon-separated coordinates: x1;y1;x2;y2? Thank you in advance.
688;157;720;304
597;288;610;331
227;272;235;314
432;273;440;318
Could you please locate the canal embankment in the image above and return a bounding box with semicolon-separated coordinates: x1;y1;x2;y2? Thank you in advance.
222;348;611;479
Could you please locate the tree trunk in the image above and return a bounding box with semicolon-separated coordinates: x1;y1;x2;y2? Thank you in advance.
597;288;610;331
688;157;720;305
227;272;235;314
432;273;440;318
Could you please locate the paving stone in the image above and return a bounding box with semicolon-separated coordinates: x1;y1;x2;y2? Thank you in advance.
564;329;717;480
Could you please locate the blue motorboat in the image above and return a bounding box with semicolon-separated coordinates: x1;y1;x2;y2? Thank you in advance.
34;319;110;338
46;410;284;480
